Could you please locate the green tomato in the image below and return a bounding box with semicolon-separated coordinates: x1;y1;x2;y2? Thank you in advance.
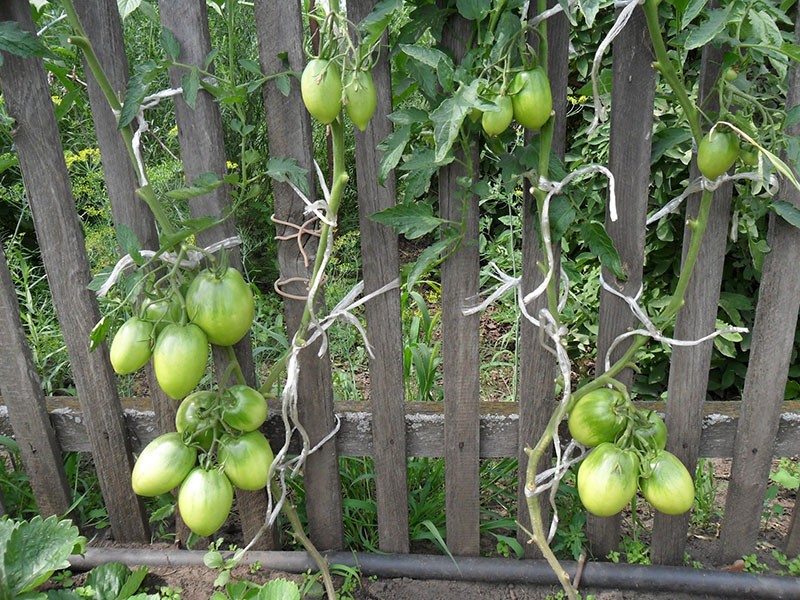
153;323;209;399
511;67;553;131
175;390;218;449
577;443;640;517
568;388;630;447
697;128;739;180
131;432;197;497
109;316;154;375
481;94;513;137
142;295;183;333
632;409;668;452
344;69;377;131
222;385;268;433
218;431;275;491
640;451;695;515
301;58;343;125
186;267;254;347
178;467;233;537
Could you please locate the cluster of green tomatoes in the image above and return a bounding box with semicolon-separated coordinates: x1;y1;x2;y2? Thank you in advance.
568;388;695;518
475;66;553;137
301;57;377;131
109;263;274;537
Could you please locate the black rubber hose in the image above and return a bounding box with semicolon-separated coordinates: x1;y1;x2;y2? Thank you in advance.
69;548;800;599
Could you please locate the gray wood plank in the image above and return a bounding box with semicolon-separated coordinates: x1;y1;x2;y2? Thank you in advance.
517;0;570;554
0;246;72;518
650;44;733;566
0;0;148;542
254;0;344;551
347;0;410;554
439;12;482;558
718;15;800;562
588;6;656;558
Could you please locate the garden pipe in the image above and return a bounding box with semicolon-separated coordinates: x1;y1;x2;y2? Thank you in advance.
69;548;800;599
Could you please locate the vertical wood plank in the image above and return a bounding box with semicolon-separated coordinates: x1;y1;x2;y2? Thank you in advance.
158;0;267;548
439;12;481;557
517;0;570;554
347;0;410;554
786;489;800;557
587;7;655;558
254;0;344;551
0;0;148;542
0;246;72;518
719;17;800;561
650;43;732;565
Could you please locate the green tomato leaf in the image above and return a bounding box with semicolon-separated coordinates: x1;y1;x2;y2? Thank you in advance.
116;223;143;265
377;125;411;183
119;61;161;129
400;44;454;92
579;0;601;27
181;68;200;109
118;0;143;20
770;468;800;490
684;6;731;50
159;26;180;61
265;156;309;197
772;201;800;229
581;221;626;280
370;203;449;240
456;0;489;20
681;0;708;27
359;0;403;47
0;22;50;67
166;171;223;201
430;79;481;164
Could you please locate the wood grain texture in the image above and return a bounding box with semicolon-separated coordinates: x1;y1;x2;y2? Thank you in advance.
348;0;410;554
650;43;733;566
517;0;570;554
0;247;72;517
719;15;800;562
254;0;344;551
588;6;655;558
0;0;148;542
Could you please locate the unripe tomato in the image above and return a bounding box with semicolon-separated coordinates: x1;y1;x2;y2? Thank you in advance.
142;295;183;333
344;69;377;131
153;323;209;399
178;467;233;537
109;317;154;375
222;385;268;432
577;443;639;517
218;431;274;491
740;148;759;166
481;95;513;137
186;267;254;347
568;388;630;447
511;67;553;131
301;58;343;124
697;128;739;179
639;451;695;515
131;432;197;497
175;390;218;449
632;409;668;452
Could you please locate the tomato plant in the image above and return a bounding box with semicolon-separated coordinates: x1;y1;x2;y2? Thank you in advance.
344;69;377;131
222;385;268;432
131;432;197;497
568;388;630;447
510;67;552;131
153;323;209;399
639;450;695;515
697;127;739;180
178;467;234;537
577;443;640;517
218;431;274;491
301;58;343;124
186;267;254;347
109;316;154;375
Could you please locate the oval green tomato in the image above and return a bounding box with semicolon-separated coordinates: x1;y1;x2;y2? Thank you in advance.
568;388;630;447
142;295;183;332
697;128;739;180
218;431;274;491
153;323;209;399
511;67;553;131
344;69;377;131
301;58;343;124
481;95;513;137
176;390;218;449
178;467;233;537
131;432;197;497
578;443;640;517
186;267;254;347
640;451;695;515
109;317;154;375
632;410;668;452
222;385;268;432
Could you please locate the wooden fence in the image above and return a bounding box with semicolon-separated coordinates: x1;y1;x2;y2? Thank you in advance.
0;0;799;572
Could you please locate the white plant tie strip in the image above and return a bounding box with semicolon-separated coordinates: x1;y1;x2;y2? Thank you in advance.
96;236;243;297
587;0;646;135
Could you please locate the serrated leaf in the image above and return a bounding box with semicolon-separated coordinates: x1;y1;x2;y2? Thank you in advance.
265;156;309;197
684;6;731;50
0;22;49;67
159;26;180;61
772;201;800;229
400;44;454;91
89;316;111;351
377;125;411;183
118;0;142;20
581;221;625;280
116;223;142;265
779;42;800;63
158;216;223;249
681;0;708;27
181;69;200;109
166;172;223;200
118;566;149;599
275;73;291;96
118;64;155;129
85;562;132;599
259;579;301;600
359;0;403;46
370;203;447;240
430;79;481;164
406;233;461;291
